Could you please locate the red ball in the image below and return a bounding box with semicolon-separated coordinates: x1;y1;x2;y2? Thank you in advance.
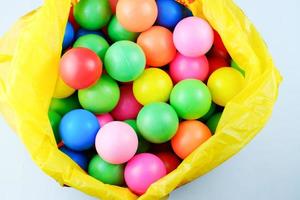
156;152;181;174
68;6;80;31
208;56;230;76
60;48;102;89
208;31;230;60
111;85;143;121
150;142;172;153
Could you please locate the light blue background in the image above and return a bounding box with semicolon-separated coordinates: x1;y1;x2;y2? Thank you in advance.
0;0;299;199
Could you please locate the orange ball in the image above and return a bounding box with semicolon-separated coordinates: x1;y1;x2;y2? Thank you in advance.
137;26;176;67
171;120;212;159
116;0;158;32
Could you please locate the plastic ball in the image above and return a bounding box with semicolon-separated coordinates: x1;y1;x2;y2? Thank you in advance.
171;120;212;159
155;152;181;174
169;53;209;83
108;15;139;42
109;0;118;13
208;31;230;60
208;56;230;76
133;68;173;105
75;28;106;39
88;155;124;185
170;79;212;120
231;60;245;76
156;0;184;30
116;0;158;32
104;41;146;82
124;153;166;195
173;17;214;57
199;102;217;122
111;85;142;121
69;6;80;31
59;109;100;151
137;26;176;67
207;67;245;106
48;111;62;143
206;112;222;134
78;74;120;114
74;0;112;30
73;34;109;61
63;22;75;49
60;48;102;89
49;94;81;115
60;146;88;170
96;113;114;127
95;121;138;164
124;120;151;153
137;102;179;144
53;77;75;99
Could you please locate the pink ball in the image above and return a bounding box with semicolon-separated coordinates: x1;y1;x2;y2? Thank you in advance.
96;113;114;127
111;85;143;121
125;153;166;195
173;17;214;57
95;121;138;164
169;53;209;83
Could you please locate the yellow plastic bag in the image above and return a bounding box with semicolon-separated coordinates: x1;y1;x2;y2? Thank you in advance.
0;0;281;199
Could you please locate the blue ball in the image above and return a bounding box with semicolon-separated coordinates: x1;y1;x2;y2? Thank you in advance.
75;28;106;40
156;0;184;30
59;109;100;151
60;147;88;170
183;7;193;17
63;22;75;49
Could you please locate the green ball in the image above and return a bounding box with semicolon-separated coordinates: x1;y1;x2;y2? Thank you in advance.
170;79;212;120
137;102;179;144
48;111;62;143
124;119;150;153
104;41;146;82
74;0;112;30
199;102;217;122
73;34;109;61
49;94;81;115
88;155;124;185
108;15;139;42
231;60;245;76
78;75;120;114
206;112;223;134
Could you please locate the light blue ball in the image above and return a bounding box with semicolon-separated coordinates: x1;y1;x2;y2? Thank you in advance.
59;109;100;151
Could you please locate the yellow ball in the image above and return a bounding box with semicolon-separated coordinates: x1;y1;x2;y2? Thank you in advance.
53;77;76;99
207;67;245;106
133;68;173;105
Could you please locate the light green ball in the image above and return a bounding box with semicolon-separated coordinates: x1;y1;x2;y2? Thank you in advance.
78;75;120;114
104;41;146;82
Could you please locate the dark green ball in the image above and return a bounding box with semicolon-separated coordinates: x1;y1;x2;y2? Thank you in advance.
48;111;62;143
49;94;81;115
88;155;124;185
108;15;139;42
199;102;217;122
206;112;223;134
74;0;112;30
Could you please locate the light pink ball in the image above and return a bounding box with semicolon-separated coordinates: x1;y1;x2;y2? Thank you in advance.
111;85;143;121
125;153;166;195
173;17;214;57
96;113;114;127
95;121;138;164
169;53;209;83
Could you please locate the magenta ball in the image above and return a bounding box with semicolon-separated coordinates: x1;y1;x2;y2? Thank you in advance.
173;17;214;57
169;53;209;83
95;121;138;164
125;153;166;195
111;85;143;121
96;113;114;127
